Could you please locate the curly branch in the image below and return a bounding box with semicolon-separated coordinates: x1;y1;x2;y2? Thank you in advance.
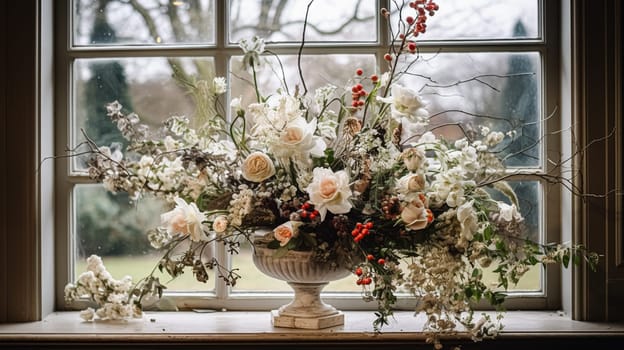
419;73;536;93
429;109;516;127
297;0;314;96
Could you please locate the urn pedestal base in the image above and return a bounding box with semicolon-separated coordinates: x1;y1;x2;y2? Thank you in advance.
252;245;352;330
271;310;344;329
270;281;344;329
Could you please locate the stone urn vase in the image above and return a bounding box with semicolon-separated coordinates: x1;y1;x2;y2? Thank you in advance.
252;245;352;329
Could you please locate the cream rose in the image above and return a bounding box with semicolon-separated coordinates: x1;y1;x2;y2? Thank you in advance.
241;152;276;182
212;215;229;234
377;84;429;121
305;167;352;221
161;197;207;242
272;117;326;160
396;173;426;195
273;221;300;246
401;198;432;231
401;147;426;172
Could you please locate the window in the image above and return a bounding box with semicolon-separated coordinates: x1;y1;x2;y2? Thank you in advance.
55;0;561;311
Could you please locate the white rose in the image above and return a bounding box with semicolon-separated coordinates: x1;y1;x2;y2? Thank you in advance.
272;117;326;160
273;221;300;246
401;197;432;231
212;215;229;233
305;167;352;221
241;152;275;182
377;84;429;121
396;173;426;194
161;197;207;242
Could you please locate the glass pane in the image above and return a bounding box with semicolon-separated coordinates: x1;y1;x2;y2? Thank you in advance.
74;0;215;46
483;181;542;291
229;0;377;44
397;52;541;167
230;54;376;108
74;184;215;291
389;0;539;41
72;57;215;171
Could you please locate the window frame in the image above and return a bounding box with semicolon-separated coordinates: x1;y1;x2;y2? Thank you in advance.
53;0;563;312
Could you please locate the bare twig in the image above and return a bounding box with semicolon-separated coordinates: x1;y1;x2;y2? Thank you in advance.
429;109;516;128
418;72;535;93
297;0;315;97
265;50;290;95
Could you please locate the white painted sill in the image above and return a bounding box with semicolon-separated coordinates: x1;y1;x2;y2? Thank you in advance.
0;311;623;344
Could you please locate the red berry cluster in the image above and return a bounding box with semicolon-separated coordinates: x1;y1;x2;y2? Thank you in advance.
408;0;439;37
350;68;369;108
382;0;440;58
354;267;372;285
366;254;385;265
354;254;387;286
350;68;380;109
299;202;319;221
351;221;373;242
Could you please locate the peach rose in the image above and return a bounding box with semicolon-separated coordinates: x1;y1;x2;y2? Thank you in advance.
212;215;229;234
241;152;275;182
401;198;432;231
160;197;207;242
273;221;299;246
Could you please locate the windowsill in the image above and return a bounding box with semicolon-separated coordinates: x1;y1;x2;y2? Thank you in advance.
1;310;623;346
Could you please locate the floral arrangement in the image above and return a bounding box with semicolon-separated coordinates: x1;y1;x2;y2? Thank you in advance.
65;0;598;346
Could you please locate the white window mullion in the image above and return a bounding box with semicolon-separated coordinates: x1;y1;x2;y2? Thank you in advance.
56;0;557;312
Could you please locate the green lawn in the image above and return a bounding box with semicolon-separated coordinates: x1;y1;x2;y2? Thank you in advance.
76;251;540;293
